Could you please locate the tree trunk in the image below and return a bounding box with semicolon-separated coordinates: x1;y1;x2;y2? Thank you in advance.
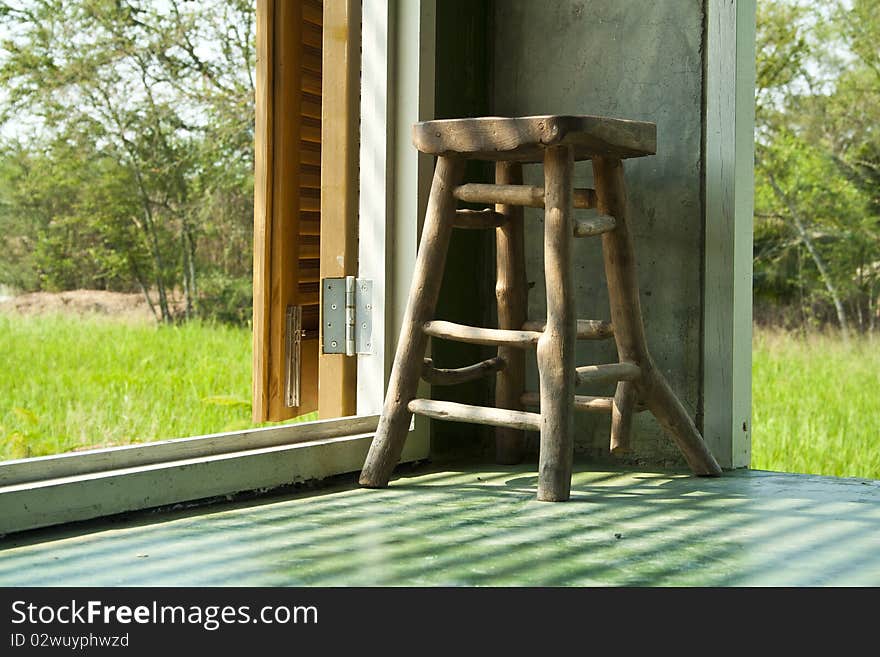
182;223;198;320
869;282;877;337
767;172;850;341
130;257;159;323
144;211;172;323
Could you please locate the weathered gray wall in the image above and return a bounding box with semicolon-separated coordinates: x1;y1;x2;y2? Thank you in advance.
491;0;705;462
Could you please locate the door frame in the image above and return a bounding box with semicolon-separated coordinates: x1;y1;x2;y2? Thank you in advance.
356;0;436;457
318;0;360;418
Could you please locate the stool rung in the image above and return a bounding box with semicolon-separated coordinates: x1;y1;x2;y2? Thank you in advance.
575;362;641;385
421;356;505;386
522;319;614;340
574;214;616;237
408;398;541;431
423;320;541;347
455;207;614;238
521;391;649;413
520;392;612;413
454;183;596;209
453;208;504;229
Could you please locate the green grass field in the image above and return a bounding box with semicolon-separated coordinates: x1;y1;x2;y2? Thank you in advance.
752;330;880;479
0;314;315;461
1;314;877;479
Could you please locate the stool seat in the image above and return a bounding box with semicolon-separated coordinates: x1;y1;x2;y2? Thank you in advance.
413;114;656;162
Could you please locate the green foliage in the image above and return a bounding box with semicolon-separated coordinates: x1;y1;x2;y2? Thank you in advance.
197;271;253;326
755;0;880;332
0;0;256;324
754;129;874;324
753;328;880;479
0;137;149;292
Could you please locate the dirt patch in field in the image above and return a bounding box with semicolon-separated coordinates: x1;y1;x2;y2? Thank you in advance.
0;290;157;322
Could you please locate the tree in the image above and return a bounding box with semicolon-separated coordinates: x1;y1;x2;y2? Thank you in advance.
753;0;880;334
0;0;256;323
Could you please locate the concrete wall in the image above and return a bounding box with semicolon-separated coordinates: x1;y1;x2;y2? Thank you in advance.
491;0;706;462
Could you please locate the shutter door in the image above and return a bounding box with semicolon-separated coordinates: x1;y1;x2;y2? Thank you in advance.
253;0;323;422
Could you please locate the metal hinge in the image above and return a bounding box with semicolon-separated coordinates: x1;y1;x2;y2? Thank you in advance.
322;276;373;356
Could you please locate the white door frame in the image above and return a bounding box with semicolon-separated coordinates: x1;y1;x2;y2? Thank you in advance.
703;0;756;469
357;0;437;458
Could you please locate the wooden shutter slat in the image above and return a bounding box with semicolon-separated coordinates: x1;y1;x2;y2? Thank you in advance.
302;47;321;74
300;144;321;166
302;95;321;120
302;70;322;96
298;262;320;284
299;216;320;235
303;0;322;26
303;22;322;49
301;121;321;143
300;168;320;189
298;284;319;306
300;191;320;213
299;240;320;259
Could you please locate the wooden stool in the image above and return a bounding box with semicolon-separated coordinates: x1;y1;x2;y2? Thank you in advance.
359;115;721;501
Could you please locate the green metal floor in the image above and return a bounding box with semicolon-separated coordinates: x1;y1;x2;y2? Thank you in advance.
2;464;879;586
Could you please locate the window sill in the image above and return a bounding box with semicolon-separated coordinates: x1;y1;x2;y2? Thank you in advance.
0;416;428;535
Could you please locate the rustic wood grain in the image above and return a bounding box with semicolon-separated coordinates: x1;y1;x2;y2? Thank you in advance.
610;381;637;454
453;208;504;229
520;392;611;413
421;356;506;386
537;145;576;501
593;156;722;476
495;161;529;464
575;361;641;386
318;0;361;418
520;391;647;414
408;399;541;432
454;183;596;209
422;321;541;347
522;319;614;340
574;214;616;237
414;115;656;162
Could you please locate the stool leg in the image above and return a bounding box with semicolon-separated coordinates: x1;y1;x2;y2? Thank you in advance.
495;161;528;464
537;145;577;501
610;381;637;453
359;156;466;487
592;156;721;476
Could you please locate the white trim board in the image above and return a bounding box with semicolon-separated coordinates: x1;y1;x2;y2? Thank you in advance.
702;0;756;469
357;0;436;450
0;415;379;487
0;431;429;536
357;0;436;416
356;0;392;416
